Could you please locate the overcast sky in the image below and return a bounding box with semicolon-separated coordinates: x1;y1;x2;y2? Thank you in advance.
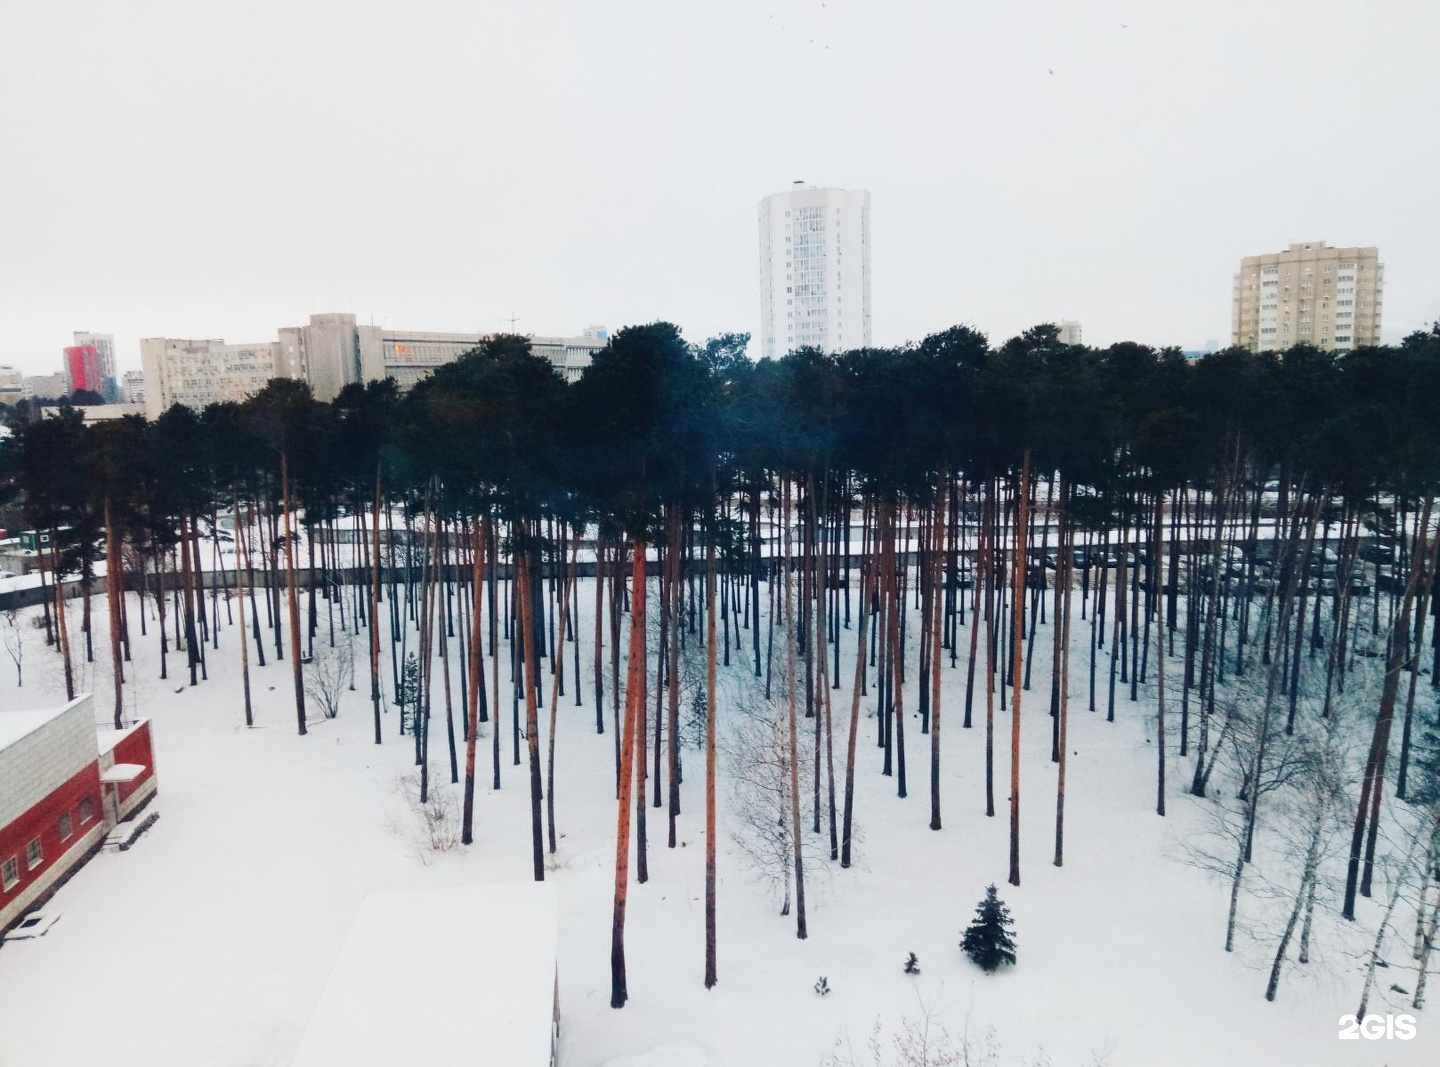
2;0;1436;377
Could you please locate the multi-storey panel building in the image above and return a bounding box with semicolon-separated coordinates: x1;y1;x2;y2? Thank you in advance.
122;369;146;405
141;314;609;417
758;185;871;360
73;332;118;401
63;344;104;396
139;337;292;421
1232;242;1383;354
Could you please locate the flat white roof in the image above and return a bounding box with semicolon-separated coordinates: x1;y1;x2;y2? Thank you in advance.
291;881;559;1067
100;763;146;784
96;723;141;756
0;696;89;754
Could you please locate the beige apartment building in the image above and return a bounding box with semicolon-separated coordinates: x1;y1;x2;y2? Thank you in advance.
1232;241;1383;353
140;337;297;421
140;314;610;419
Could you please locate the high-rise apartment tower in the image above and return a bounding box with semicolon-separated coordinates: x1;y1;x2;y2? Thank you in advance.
1232;242;1382;353
73;332;118;400
758;185;871;359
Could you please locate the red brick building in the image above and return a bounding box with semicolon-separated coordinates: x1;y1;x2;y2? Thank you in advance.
0;694;158;934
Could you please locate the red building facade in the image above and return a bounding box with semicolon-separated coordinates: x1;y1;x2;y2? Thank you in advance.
63;344;102;396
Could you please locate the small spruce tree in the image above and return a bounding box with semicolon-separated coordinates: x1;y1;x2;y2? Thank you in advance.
904;952;921;975
961;884;1017;972
396;652;420;734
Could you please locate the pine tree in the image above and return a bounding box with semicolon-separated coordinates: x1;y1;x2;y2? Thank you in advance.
961;884;1017;972
397;652;420;734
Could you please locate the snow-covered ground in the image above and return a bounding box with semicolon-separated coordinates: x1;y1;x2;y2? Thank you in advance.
0;579;1432;1067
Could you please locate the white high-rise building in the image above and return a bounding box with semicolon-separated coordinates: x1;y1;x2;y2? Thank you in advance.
758;185;871;359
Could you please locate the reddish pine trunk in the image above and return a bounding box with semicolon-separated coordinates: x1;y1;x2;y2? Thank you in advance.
611;538;647;1008
1009;451;1030;887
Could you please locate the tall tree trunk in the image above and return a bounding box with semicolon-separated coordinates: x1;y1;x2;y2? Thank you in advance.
930;483;946;831
51;534;75;701
1009;450;1030;887
371;466;384;745
105;499;124;728
1055;484;1074;863
234;496;254;728
282;452;307;735
610;536;647;1009
518;537;545;881
841;550;871;869
784;479;808;939
546;540;577;854
667;507;683;848
704;524;719;989
462;516;488;845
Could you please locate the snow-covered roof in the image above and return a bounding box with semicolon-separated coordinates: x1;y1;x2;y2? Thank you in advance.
0;697;86;754
99;763;146;783
290;881;559;1067
96;723;141;756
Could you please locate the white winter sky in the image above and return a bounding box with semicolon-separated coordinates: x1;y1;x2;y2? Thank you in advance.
2;0;1437;377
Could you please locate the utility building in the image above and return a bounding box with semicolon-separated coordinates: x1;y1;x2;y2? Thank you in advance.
0;695;158;934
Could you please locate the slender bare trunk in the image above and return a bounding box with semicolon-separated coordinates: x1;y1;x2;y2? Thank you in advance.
235;496;253;728
610;537;646;1009
517;539;545;881
784;479;807;938
462;516;487;844
282;452;307;735
1009;452;1030;887
704;526;719;988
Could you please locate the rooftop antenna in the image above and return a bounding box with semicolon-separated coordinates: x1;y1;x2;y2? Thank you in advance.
504;312;522;331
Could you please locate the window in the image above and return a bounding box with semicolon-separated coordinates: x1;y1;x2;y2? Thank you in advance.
80;797;94;824
26;839;42;870
1;857;17;891
59;812;72;841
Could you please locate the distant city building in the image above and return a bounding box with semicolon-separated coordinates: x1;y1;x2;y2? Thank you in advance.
139;337;294;421
41;404;146;425
63;345;104;397
0;366;23;402
142;314;609;418
73;332;118;401
1232;242;1383;353
281;313;609;397
122;369;146;405
23;373;69;400
1055;321;1082;345
758;185;872;359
